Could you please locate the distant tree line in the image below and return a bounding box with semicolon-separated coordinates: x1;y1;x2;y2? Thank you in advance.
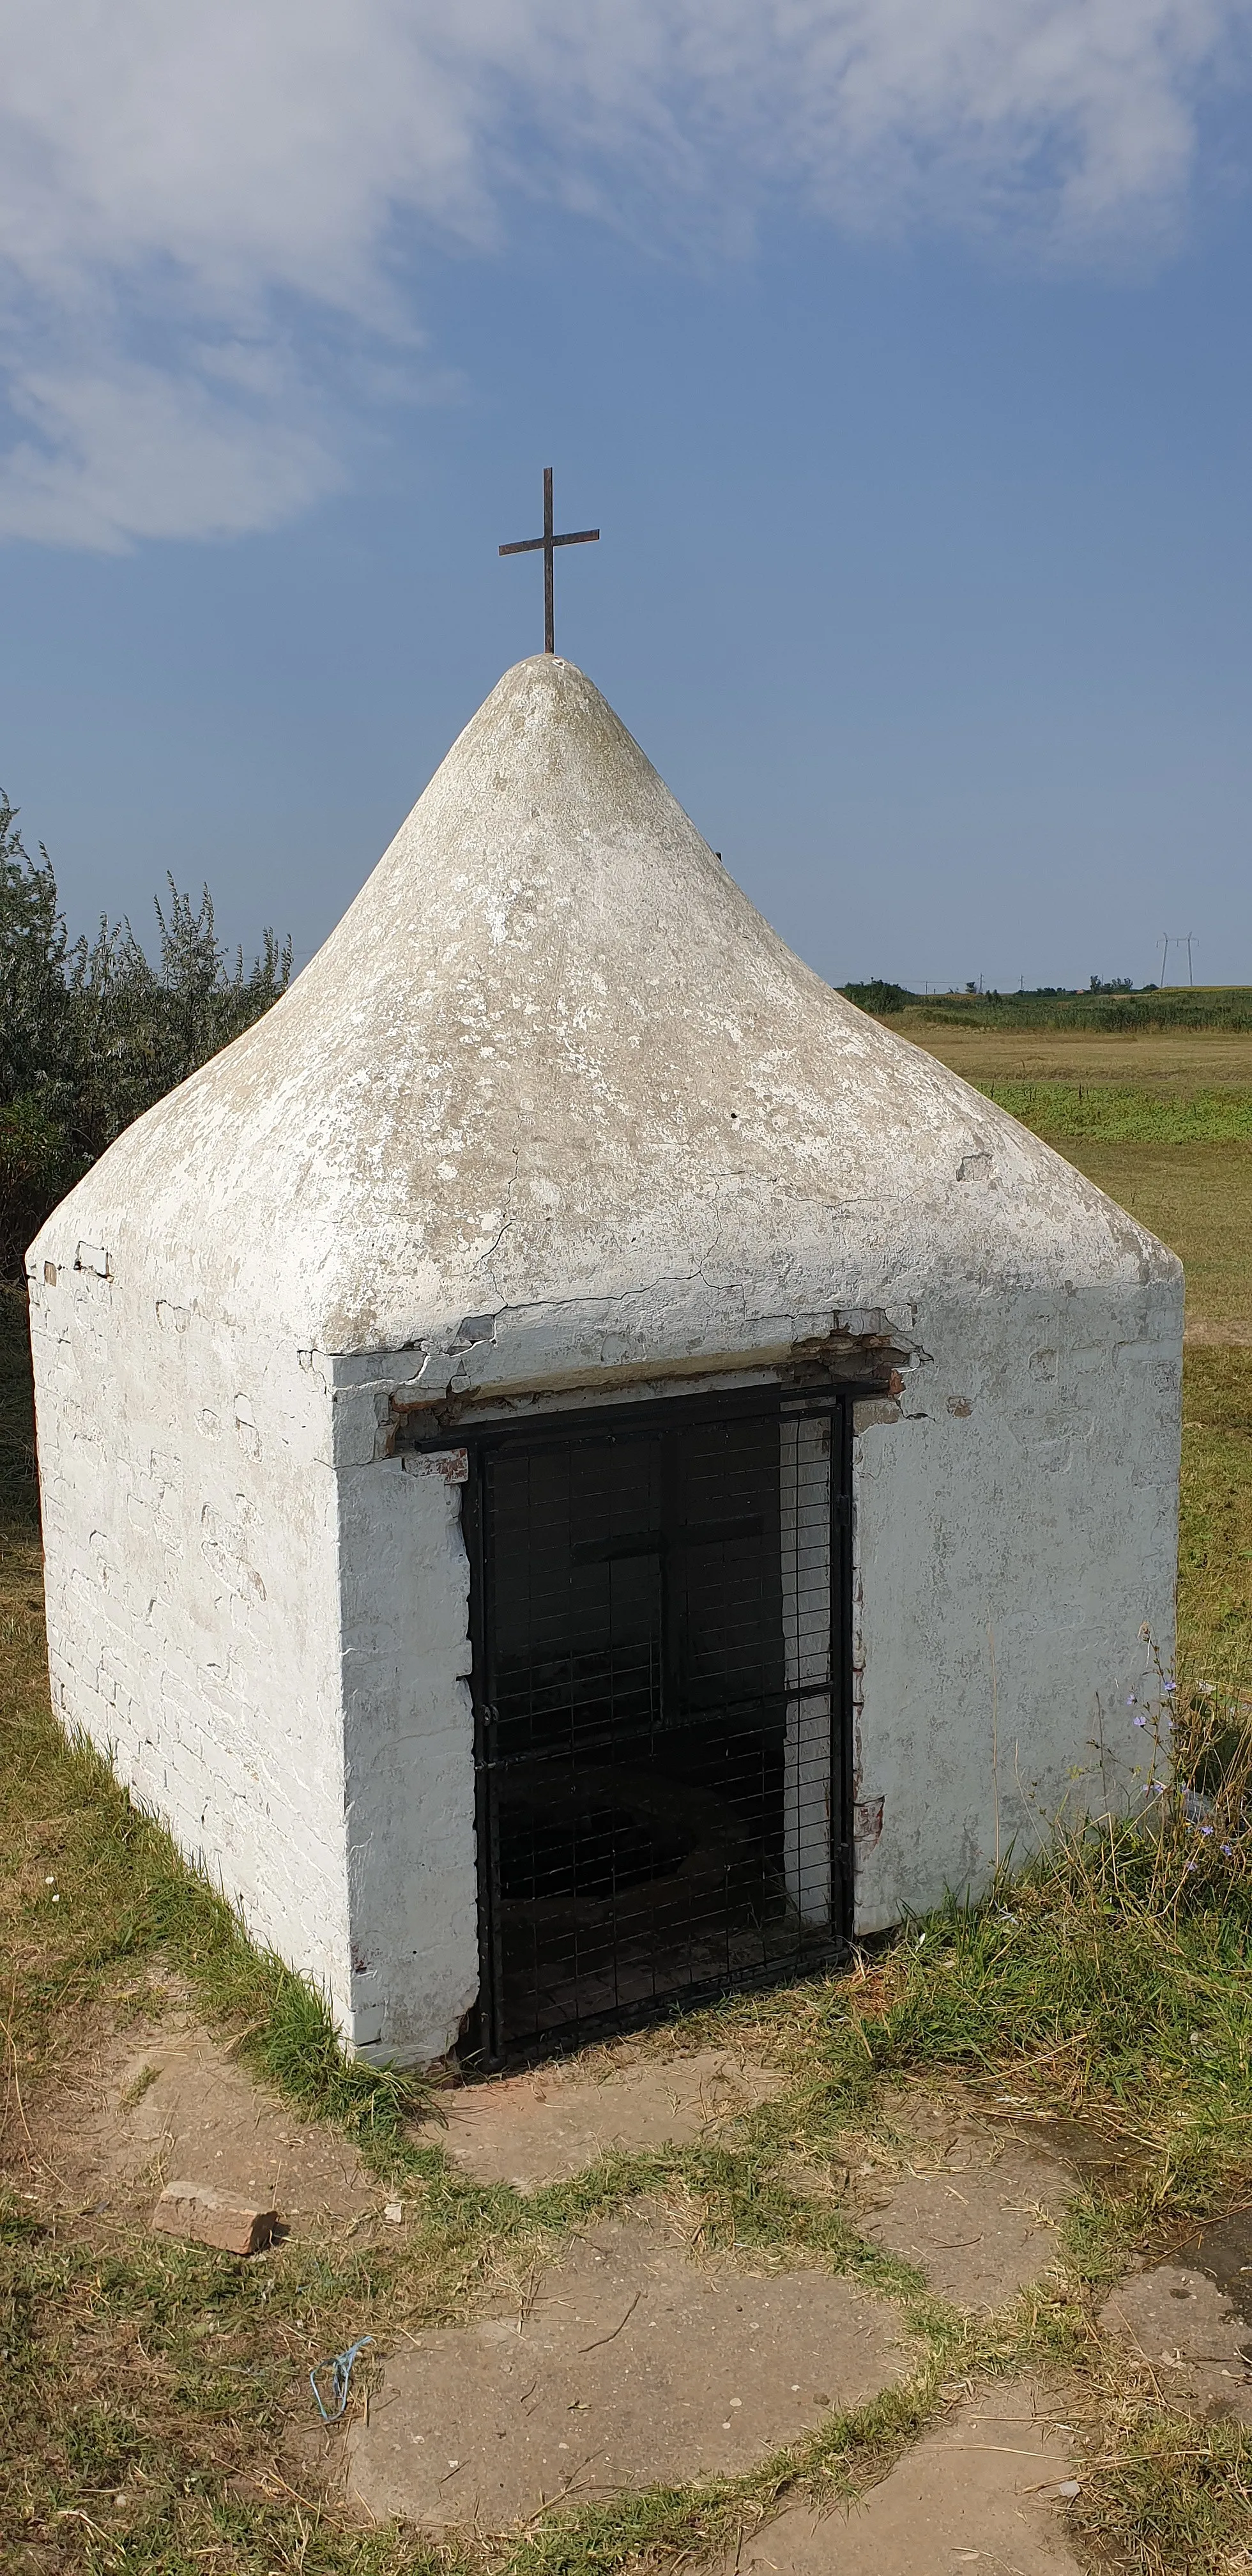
841;979;1252;1034
1;793;291;1278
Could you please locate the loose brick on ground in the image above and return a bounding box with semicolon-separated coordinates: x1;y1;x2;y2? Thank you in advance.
151;2179;279;2255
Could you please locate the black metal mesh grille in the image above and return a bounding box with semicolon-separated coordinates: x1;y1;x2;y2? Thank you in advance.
469;1392;849;2058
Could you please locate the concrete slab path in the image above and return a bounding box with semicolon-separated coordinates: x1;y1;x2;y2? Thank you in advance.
1101;2262;1252;2422
345;2214;909;2529
432;2048;783;2191
718;2380;1083;2576
859;2099;1074;2310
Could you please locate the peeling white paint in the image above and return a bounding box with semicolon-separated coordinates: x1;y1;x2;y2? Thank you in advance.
28;654;1183;2066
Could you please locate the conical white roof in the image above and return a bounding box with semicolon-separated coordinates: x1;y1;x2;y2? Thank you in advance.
34;656;1174;1364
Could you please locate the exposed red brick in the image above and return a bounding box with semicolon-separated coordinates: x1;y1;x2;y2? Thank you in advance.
150;2180;279;2255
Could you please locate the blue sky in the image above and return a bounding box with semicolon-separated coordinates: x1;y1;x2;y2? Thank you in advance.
3;3;1252;993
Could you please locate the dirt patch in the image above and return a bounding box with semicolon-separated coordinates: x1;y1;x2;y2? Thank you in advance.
8;2011;375;2234
343;2212;910;2530
845;2091;1074;2311
432;2045;782;2190
1101;2263;1252;2423
715;2379;1083;2576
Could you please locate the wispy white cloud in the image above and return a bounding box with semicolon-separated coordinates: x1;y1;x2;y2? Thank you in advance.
0;351;342;550
2;0;1248;548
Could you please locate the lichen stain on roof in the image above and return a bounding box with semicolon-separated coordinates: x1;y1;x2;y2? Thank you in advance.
34;654;1179;1353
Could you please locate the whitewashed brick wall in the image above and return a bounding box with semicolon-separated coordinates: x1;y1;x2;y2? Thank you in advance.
29;1262;352;2025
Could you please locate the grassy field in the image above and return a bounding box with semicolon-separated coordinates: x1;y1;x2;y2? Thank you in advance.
860;985;1252;1034
890;1023;1252;1349
892;1025;1252;1091
3;1039;1252;2575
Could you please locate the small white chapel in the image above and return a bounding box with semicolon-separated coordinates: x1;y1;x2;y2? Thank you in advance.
28;652;1183;2064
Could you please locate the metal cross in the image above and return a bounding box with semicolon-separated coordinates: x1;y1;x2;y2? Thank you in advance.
499;468;599;655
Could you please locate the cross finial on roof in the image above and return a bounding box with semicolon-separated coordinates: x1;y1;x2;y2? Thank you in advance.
500;468;599;655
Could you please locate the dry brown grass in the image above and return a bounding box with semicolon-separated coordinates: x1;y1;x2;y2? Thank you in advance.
889;1021;1252;1092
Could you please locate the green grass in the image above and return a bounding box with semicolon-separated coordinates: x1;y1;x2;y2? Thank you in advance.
1179;1347;1252;1682
1074;2426;1252;2576
1;1701;431;2163
1;2209;394;2564
0;2204;1069;2576
8;1687;1252;2567
974;1079;1252;1143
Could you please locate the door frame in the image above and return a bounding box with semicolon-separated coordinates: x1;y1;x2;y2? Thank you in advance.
459;1381;857;2066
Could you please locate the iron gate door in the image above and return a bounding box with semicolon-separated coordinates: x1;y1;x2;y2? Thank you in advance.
464;1389;851;2059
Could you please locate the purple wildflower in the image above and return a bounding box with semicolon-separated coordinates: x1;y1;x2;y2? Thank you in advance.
1133;1714;1147;1729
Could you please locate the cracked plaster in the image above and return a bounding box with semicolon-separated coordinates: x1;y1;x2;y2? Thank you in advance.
27;656;1183;2063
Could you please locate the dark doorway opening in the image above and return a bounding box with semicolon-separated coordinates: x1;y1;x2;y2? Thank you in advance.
463;1388;852;2062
